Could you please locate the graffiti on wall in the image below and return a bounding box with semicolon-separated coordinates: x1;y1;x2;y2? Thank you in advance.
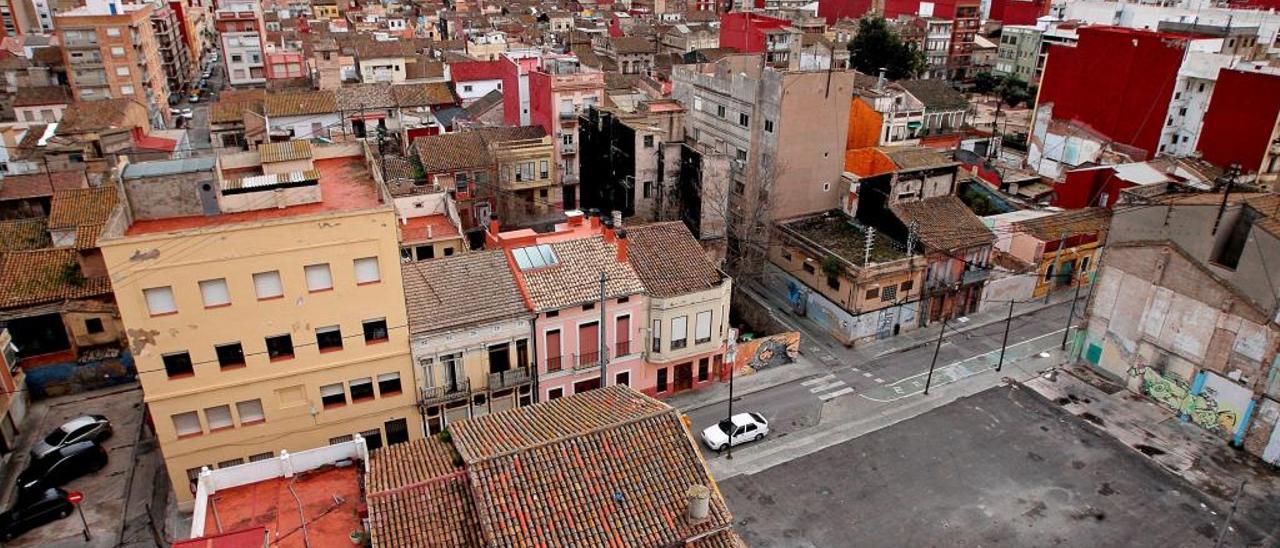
734;332;800;376
1127;366;1248;437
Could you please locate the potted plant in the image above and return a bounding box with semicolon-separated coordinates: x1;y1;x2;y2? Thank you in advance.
349;530;368;545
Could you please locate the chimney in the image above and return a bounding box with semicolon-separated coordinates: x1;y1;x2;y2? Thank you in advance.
588;208;601;229
566;209;585;226
616;229;628;262
686;485;710;523
489;213;500;235
602;218;616;243
876;68;886;90
611;210;623;229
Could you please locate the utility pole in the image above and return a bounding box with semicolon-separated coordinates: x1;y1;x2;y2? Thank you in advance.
1211;163;1241;236
1061;278;1083;351
725;327;738;460
1213;479;1247;548
996;300;1014;372
597;270;609;389
1045;231;1067;304
923;320;946;395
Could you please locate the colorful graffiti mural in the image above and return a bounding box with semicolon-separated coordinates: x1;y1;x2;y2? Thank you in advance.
733;332;801;376
1127;366;1253;440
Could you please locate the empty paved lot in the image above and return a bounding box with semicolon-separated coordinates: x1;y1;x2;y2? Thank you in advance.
722;384;1254;547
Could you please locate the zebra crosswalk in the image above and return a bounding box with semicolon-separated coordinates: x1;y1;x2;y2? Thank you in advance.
802;374;855;401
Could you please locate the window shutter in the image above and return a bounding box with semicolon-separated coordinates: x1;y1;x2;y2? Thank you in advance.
304;264;333;291
253;271;283;299
199;279;231;307
354;257;380;284
172;412;201;436
144;286;176;315
695;311;712;341
237;400;264;423
205;405;233;430
671;316;688;341
320;384;345;397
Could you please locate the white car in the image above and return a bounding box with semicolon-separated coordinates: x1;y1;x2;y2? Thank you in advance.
701;412;769;452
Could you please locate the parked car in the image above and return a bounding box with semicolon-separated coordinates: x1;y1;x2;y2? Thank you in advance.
701;412;769;452
188;91;200;103
16;441;108;496
30;415;111;460
0;488;73;541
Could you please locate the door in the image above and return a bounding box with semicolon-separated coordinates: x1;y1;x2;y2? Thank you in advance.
578;322;599;366
384;418;409;445
735;423;758;445
615;315;631;357
545;330;562;371
674;362;693;392
1058;259;1076;287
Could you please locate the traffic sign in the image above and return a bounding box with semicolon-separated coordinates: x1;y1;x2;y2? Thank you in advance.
67;491;83;504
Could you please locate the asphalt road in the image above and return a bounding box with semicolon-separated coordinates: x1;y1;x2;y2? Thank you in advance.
721;385;1241;547
687;299;1074;458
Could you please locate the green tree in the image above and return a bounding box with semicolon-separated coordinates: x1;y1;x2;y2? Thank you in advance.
847;16;926;80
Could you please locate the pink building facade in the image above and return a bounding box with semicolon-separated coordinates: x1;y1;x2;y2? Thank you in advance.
265;50;305;80
526;57;605;210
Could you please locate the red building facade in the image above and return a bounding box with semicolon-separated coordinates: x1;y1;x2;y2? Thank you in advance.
1197;68;1280;177
988;0;1051;25
718;12;791;52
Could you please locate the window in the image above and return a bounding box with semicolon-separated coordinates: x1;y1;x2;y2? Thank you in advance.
900;280;914;292
881;285;898;302
827;276;840;290
330;435;353;444
739;113;749;126
764;119;774;132
361;429;383;451
265;334;294;361
463;84;473;92
546;329;562;371
695;311;712;344
643;181;652;198
105;27;120;36
232;54;242;63
616;371;630;386
320;383;346;408
643;135;654;148
85;318;104;334
583;302;595;311
205;405;233;431
657;368;669;392
698;357;710;381
865;288;879;300
385;418;409;445
163;351;194;378
120;85;134;96
716;105;726;117
199;279;231;308
216;342;246;369
316;325;343;352
349;378;374;401
803;263;816;275
1079;256;1090;272
363;318;389;343
354;257;380;284
540;160;549;179
488;342;510;373
249;452;273;462
172;411;201;437
651;319;661;352
548;387;563;400
253;271;283;299
218;458;245;469
110;46;124;57
144;286;177;315
237;399;264;424
671;316;688;349
1043;263;1055;282
378;372;402;395
304;263;333;292
693;96;703;111
115;66;129;76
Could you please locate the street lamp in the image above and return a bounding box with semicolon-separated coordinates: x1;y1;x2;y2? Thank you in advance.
724;328;738;460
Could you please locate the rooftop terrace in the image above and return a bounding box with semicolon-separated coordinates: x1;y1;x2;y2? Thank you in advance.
782;211;908;265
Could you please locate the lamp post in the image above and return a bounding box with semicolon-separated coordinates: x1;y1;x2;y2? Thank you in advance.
724;328;738;460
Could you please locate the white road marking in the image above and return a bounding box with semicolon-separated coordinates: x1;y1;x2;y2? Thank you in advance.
851;367;861;372
802;374;837;387
862;372;873;378
818;387;855;401
808;381;847;394
874;378;884;383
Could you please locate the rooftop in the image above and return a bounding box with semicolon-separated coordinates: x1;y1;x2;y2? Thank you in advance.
880;147;959;172
124;155;382;236
366;438;481;547
890;196;995;252
781;211;908;265
1010;207;1111;242
0;218;51;252
0;170;87;201
402;250;529;335
48;186;118;230
515;235;645;311
199;466;361;548
399;214;460;244
626;222;725;298
0;248;112;309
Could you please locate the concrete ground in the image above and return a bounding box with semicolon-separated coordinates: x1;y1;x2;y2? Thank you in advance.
0;384;159;548
721;385;1252;548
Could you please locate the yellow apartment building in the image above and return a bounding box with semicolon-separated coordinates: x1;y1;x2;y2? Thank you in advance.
98;141;419;507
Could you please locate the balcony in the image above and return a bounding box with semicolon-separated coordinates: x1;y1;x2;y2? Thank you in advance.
961;268;990;286
488;367;531;391
419;378;470;405
560;142;577;155
574;351;602;371
615;340;631;358
546;355;564;372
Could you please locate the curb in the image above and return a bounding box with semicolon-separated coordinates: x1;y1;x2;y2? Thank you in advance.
678;366;823;414
867;296;1080;358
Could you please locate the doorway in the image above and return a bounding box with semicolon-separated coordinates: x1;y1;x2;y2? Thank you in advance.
674;362;693;392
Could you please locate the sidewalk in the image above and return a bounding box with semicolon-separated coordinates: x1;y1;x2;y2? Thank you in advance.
667;353;826;412
1026;366;1280;547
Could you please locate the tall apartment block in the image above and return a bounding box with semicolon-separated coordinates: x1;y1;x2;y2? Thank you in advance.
215;0;265;87
151;3;193;99
99;141;420;507
56;0;170;128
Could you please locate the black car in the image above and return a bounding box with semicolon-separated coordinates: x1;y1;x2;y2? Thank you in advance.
16;441;107;496
0;487;73;541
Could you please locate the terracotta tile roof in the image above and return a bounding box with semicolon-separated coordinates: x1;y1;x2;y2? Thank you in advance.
74;223;104;250
11;124;49;161
367;437;462;492
515;235;645;311
30;46;63;67
404;58;444;80
266;76;314;92
356;38;417;59
626;222;724;298
391;82;457;107
0;248;111;308
367;471;482;548
13;86;71;107
264;90;338;117
57;99;145;135
1010;207;1111;242
451;386;737;547
0;170;87;201
210;90;266;124
612;35;654;54
258;140;313;163
402;250;529;334
47;186;118;230
890;195;995;251
412;126;544;172
899;79;969;111
335;83;395;110
463;89;503;117
0;218;51;251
